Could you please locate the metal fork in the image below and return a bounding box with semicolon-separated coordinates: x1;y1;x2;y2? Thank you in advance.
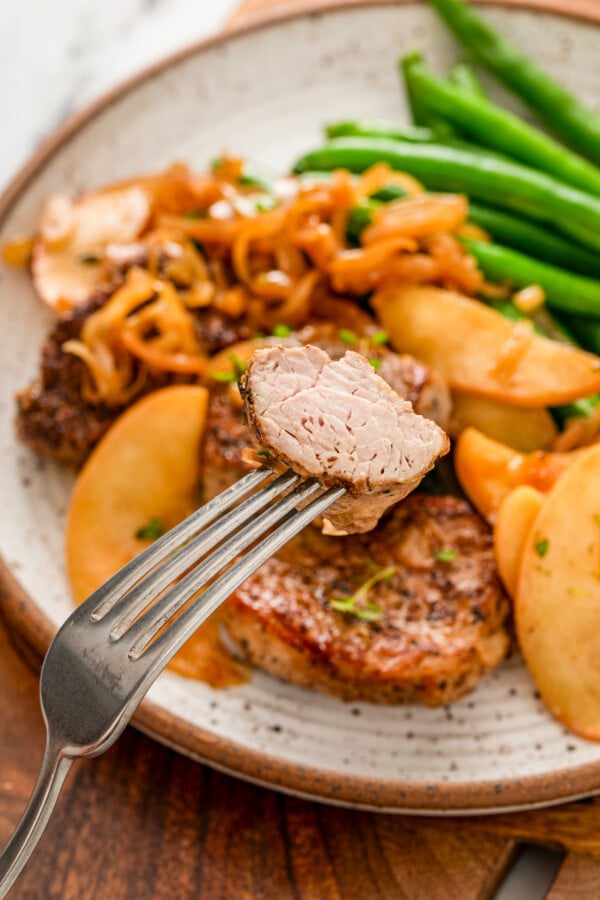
0;467;344;897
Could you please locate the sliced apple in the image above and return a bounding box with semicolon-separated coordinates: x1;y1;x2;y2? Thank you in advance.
66;385;209;603
494;486;544;598
454;427;585;523
450;392;557;452
32;185;151;313
373;285;600;407
516;444;600;740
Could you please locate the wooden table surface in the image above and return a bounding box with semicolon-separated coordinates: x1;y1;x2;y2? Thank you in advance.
3;0;600;897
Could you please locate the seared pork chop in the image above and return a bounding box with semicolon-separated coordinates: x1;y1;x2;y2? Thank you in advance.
16;297;252;467
240;345;449;533
223;494;511;704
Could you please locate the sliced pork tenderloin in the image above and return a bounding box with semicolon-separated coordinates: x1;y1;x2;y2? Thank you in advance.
240;344;449;533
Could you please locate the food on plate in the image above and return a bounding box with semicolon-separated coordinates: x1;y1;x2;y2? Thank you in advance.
32;186;151;312
7;0;600;731
373;285;600;407
448;392;557;453
401;51;600;196
516;445;600;739
64;382;249;688
426;0;600;163
224;493;510;704
203;322;451;501
66;385;209;604
454;427;589;523
240;344;449;533
494;485;544;598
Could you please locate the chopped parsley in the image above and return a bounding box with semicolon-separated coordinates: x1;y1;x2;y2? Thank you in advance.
253;193;277;212
435;549;457;563
339;328;359;344
534;537;550;558
368;358;382;370
211;370;237;383
331;565;396;622
228;353;247;378
256;449;270;460
370;330;389;346
79;254;101;265
135;517;165;541
272;323;292;338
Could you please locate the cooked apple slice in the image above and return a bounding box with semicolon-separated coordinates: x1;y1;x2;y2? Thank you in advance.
32;185;151;313
516;444;600;740
66;385;209;603
373;285;600;407
454;427;586;522
450;392;557;452
494;486;544;597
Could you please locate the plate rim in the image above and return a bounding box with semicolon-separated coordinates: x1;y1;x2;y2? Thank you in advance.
2;0;600;814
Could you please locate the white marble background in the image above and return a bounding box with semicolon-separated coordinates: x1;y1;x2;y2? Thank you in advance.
0;0;575;896
0;0;240;191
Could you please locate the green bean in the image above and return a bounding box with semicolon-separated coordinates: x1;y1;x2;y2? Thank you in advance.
564;316;600;359
370;184;407;203
449;61;486;98
346;187;408;244
293;138;600;249
426;0;600;164
401;52;457;136
326;120;435;143
462;238;600;318
401;53;600;196
346;201;377;244
468;204;600;278
325;116;502;157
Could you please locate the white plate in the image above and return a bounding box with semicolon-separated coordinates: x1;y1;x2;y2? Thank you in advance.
2;1;600;813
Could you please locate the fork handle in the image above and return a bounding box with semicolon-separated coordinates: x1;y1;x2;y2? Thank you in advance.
0;736;72;898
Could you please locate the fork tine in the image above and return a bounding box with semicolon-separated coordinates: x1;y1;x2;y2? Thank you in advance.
122;476;323;654
107;469;303;638
129;484;345;665
90;466;274;621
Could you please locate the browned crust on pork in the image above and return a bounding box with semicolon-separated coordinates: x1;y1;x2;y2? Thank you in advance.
223;494;511;705
15;296;252;467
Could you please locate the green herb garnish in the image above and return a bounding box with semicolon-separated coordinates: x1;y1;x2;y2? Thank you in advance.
368;358;382;370
331;566;396;622
370;330;389;346
534;537;550;558
135;517;165;541
80;254;101;265
435;549;457;563
256;449;270;460
211;370;237;383
339;328;359;344
253;193;277;212
228;353;247;378
272;323;292;338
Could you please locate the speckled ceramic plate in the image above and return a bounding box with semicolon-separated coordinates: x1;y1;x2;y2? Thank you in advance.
2;1;600;814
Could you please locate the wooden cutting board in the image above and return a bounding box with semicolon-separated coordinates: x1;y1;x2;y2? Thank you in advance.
1;1;600;897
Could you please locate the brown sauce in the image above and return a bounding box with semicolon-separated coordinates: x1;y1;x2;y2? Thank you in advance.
168;613;250;688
